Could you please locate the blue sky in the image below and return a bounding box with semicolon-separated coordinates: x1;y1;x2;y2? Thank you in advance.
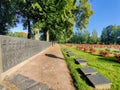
88;0;120;37
11;0;120;37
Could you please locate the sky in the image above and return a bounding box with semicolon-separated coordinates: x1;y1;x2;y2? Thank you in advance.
88;0;120;37
10;0;120;37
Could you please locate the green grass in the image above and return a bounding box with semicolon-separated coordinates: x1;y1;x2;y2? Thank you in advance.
61;45;120;90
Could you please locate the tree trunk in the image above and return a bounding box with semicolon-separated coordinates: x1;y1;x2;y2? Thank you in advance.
34;28;39;40
27;16;32;39
46;30;49;42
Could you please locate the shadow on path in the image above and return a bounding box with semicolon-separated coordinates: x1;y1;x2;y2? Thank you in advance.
45;54;64;60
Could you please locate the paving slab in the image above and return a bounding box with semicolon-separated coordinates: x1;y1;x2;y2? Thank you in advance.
7;74;36;90
27;83;52;90
0;84;9;90
80;67;97;75
7;74;29;84
87;74;112;89
75;58;87;66
0;84;3;89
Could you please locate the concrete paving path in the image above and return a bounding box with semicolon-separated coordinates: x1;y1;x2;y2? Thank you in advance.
0;44;75;90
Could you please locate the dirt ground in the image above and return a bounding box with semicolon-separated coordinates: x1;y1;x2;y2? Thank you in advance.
1;44;75;90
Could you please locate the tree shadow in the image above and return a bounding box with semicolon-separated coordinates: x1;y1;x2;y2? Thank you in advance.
45;54;64;60
112;64;120;68
88;53;118;64
98;56;118;64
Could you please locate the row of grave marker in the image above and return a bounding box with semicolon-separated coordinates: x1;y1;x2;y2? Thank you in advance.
64;48;112;90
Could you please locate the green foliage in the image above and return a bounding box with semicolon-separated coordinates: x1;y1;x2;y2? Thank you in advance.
101;25;120;44
8;32;27;38
91;29;98;44
0;0;17;35
75;0;93;30
1;0;93;41
70;29;99;44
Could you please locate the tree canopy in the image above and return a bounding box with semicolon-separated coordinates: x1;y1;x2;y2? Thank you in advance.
101;25;120;44
1;0;93;42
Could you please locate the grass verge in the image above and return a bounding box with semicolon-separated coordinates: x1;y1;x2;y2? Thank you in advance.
61;45;120;90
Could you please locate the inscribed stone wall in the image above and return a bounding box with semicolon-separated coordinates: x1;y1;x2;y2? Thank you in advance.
0;35;51;72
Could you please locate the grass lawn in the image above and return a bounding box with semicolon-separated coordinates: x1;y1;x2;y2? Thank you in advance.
61;45;120;90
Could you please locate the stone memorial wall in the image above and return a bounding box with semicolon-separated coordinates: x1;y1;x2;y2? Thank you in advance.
0;35;51;72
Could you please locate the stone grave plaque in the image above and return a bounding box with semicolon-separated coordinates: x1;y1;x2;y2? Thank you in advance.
75;58;87;66
67;52;74;57
64;48;69;52
80;67;97;75
87;74;112;89
27;83;50;90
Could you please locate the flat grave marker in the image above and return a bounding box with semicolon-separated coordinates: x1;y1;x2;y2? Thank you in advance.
80;67;97;75
67;52;74;57
87;74;112;89
75;58;87;66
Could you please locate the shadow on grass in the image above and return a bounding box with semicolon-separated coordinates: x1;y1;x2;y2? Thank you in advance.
69;72;78;90
98;56;118;63
76;68;94;88
113;64;120;68
45;54;64;60
86;52;118;64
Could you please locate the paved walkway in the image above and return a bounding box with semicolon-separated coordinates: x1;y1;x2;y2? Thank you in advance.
0;44;75;90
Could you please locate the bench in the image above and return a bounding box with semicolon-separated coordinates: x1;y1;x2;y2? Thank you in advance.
75;58;87;66
80;67;97;75
87;74;112;89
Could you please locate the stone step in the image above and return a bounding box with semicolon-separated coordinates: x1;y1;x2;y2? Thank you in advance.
80;67;97;75
87;74;112;89
75;58;87;66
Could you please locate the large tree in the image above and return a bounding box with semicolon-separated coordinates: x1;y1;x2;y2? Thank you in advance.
0;0;17;34
1;0;93;42
101;25;120;44
75;0;93;30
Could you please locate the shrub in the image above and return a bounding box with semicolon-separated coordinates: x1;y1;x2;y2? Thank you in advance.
114;54;120;62
99;51;111;57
